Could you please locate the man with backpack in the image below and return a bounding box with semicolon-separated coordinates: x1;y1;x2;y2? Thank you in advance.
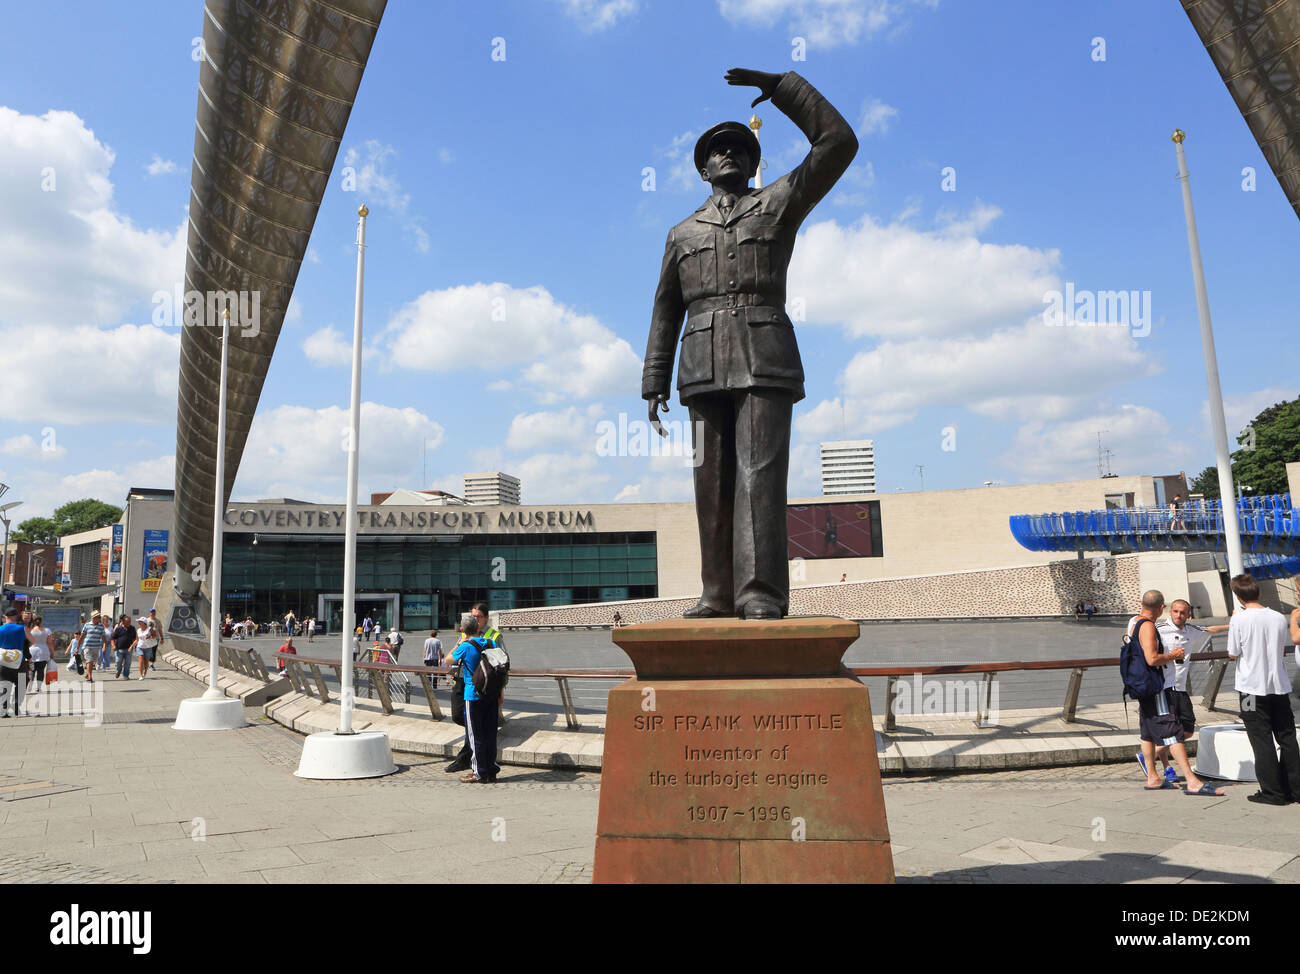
444;603;505;774
1124;590;1223;795
449;615;503;784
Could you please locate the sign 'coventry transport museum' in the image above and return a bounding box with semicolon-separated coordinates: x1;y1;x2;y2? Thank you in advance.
222;506;598;534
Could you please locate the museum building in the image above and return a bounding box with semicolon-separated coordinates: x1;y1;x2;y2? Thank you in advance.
100;473;1196;631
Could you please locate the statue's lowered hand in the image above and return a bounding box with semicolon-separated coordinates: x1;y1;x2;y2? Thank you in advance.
648;394;671;438
725;68;782;107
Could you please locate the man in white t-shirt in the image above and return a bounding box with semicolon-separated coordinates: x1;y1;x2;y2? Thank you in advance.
1227;573;1300;805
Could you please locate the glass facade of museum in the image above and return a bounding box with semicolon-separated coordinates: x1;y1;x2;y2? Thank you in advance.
220;531;658;632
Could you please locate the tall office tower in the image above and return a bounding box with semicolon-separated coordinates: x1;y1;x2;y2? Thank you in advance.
463;472;522;505
820;440;876;496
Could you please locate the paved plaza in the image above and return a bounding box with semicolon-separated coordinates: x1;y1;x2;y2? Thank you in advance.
2;655;1298;884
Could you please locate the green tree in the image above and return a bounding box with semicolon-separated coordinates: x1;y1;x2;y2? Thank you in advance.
50;499;123;538
1231;396;1300;497
1189;465;1221;500
11;516;58;544
1190;396;1300;500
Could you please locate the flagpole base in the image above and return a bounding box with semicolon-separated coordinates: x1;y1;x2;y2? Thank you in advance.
295;731;396;780
172;696;247;731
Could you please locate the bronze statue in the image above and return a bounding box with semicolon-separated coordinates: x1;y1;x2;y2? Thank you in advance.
643;68;857;620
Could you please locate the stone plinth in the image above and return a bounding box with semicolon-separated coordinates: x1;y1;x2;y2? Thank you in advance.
593;616;893;884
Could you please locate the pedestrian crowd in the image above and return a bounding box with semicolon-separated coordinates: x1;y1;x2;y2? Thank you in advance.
1126;575;1300;805
0;605;164;715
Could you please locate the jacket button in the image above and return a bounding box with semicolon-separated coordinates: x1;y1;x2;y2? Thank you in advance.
728;280;736;288
726;227;734;233
730;310;738;316
728;252;736;259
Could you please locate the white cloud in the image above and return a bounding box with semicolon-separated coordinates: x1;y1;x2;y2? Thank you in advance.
794;318;1157;437
858;98;898;135
1200;385;1300;442
0;108;185;329
504;404;608;452
830;161;875;207
718;0;930;47
788;207;1062;338
12;454;176;520
145;154;177;176
0;434;65;461
554;0;638;31
302;326;357;368
381;283;640;403
438;148;454;165
1002;406;1189;483
341;140;429;253
662;130;700;192
0;323;178;424
237;403;445;502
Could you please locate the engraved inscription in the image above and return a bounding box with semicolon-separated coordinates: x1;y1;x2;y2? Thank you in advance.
635;709;846;831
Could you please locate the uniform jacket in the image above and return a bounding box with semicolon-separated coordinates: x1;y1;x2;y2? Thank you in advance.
642;72;857;405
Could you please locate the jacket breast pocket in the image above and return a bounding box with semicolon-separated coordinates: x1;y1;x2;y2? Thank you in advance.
678;313;714;387
736;225;783;287
676;241;717;298
745;306;803;380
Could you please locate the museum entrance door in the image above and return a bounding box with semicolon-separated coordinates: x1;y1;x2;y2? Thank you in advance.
319;593;401;639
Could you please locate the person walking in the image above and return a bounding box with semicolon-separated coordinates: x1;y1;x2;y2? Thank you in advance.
26;615;52;693
0;607;30;717
362;614;374;645
423;630;442;669
1226;573;1300;805
80;612;109;682
111;614;137;679
307;616;316;643
135;617;157;679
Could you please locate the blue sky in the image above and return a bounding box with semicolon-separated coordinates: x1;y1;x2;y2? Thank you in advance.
1;0;1297;522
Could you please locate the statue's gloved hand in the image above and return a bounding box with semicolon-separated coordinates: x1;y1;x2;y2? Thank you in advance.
725;68;782;107
648;394;671;438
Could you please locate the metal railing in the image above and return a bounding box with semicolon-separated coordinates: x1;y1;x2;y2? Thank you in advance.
271;647;1293;734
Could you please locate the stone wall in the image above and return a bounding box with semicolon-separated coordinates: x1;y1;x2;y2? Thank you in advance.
498;554;1142;627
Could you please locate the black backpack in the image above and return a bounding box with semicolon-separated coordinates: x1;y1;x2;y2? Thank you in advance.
1120;617;1166;702
471;639;510;699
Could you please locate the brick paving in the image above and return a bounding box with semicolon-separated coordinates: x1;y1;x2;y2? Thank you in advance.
3;657;1296;884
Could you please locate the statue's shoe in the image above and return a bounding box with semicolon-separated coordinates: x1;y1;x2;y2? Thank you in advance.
683;600;732;618
738;601;783;620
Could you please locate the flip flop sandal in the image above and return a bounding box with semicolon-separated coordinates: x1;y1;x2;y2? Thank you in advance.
1143;781;1179;790
1184;783;1224;797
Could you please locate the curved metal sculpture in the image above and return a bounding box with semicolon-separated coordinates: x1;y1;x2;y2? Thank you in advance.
1182;0;1300;222
1009;494;1300;577
173;0;387;596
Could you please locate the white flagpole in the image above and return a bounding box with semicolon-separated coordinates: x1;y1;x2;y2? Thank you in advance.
340;204;368;735
173;306;245;729
204;307;231;699
749;114;763;190
1172;129;1243;580
295;203;393;777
